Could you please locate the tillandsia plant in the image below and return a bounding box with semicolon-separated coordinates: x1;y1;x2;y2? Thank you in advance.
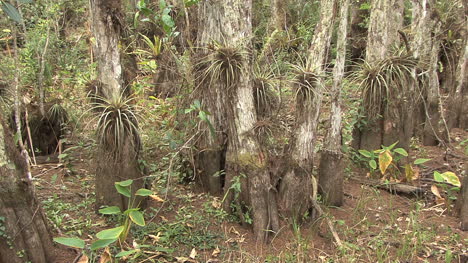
358;141;431;182
53;180;156;257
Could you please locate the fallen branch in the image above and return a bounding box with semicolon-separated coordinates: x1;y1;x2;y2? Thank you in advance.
351;177;424;196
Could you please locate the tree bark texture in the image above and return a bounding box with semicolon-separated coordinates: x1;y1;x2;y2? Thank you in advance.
270;0;288;31
193;0;230;194
0;116;55;263
279;0;338;219
448;22;467;130
319;0;349;207
412;0;444;145
208;0;280;243
91;0;145;210
90;0;124;98
356;0;405;151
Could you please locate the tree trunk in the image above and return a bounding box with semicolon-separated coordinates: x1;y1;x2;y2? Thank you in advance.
356;0;404;151
90;0;124;98
193;0;230;195
204;0;280;244
319;0;349;207
448;31;467;130
279;0;337;219
0;115;55;263
91;0;145;210
270;0;288;31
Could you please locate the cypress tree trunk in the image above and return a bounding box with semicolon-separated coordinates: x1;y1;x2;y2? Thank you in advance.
279;0;337;219
211;0;280;243
270;0;288;31
91;0;144;210
0;115;55;263
90;0;124;99
412;0;444;145
355;0;405;151
447;18;467;130
193;0;229;195
319;0;349;207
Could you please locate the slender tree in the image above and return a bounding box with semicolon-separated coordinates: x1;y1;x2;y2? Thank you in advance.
192;0;229;195
279;0;338;218
0;113;55;263
353;0;407;151
319;0;349;206
411;0;444;146
90;0;144;210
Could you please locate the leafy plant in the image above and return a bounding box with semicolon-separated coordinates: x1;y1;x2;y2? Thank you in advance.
358;141;430;181
431;171;461;211
54;179;153;256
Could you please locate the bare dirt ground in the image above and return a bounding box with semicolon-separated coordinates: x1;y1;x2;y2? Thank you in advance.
32;129;467;263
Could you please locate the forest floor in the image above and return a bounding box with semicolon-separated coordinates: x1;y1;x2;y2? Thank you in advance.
32;129;468;263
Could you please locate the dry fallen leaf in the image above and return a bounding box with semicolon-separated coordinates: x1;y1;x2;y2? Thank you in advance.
431;185;442;199
99;247;112;263
77;254;89;263
148;233;161;244
150;194;165;202
189;248;197;259
212;246;220;257
212;198;221;209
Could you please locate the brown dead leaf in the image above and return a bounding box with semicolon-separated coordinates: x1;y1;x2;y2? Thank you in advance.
431;185;443;199
77;254;89;263
212;246;220;257
189;248;197;259
160;215;168;222
99;247;112;263
148;233;161;244
212;199;221;209
150;195;165;202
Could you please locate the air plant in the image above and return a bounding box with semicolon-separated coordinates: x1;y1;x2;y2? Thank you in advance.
194;41;247;91
92;92;141;160
350;53;419;120
252;64;280;118
290;61;321;107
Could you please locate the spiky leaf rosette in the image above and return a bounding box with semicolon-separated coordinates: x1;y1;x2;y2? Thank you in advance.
93;93;141;160
253;64;280;118
290;63;321;110
351;54;419;120
194;41;247;92
47;103;68;126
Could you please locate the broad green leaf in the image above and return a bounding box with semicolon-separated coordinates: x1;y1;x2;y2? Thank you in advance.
442;172;461;187
96;226;125;240
161;14;174;28
17;0;33;3
369;160;377;170
90;238;116;250
135;188;153;196
434;171;444;183
378;150;393;175
414;158;431;165
115;184;131;198
116;179;133;187
129;210;145;226
394;148;408;157
1;2;22;23
116;249;138;258
385;141;399;151
359;150;372;158
99;206;122;215
53;237;85;249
